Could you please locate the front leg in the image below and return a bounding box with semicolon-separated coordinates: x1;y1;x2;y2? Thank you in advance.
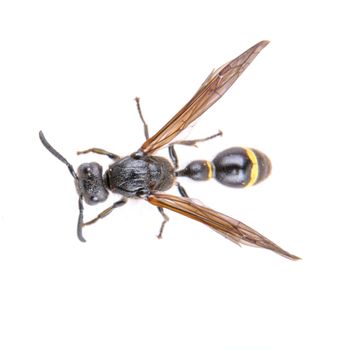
83;198;128;226
77;148;120;160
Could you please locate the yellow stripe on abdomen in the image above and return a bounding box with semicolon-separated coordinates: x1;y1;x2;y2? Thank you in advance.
206;161;214;180
245;148;259;186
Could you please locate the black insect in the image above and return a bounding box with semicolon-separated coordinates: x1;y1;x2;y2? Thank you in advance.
39;41;299;260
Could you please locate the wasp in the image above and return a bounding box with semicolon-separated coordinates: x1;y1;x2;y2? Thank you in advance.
39;41;299;260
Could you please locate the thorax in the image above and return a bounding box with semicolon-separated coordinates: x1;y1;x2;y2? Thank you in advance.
105;154;175;198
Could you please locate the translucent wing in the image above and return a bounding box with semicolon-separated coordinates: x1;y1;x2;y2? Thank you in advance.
141;41;269;154
147;193;300;260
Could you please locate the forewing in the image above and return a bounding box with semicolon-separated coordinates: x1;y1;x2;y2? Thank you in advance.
141;40;269;154
147;193;300;260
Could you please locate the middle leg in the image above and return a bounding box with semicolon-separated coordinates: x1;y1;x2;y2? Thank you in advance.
169;130;222;196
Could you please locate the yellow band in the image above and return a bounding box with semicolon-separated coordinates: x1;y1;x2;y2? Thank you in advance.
245;148;259;186
206;161;213;180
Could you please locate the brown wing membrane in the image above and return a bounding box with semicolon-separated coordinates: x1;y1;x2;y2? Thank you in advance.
147;193;300;260
141;40;269;154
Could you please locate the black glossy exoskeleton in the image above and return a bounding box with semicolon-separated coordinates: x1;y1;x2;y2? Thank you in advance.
105;154;175;198
39;41;300;260
176;147;272;188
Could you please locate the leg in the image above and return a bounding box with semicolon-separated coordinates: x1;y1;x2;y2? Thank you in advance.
176;182;189;198
83;198;128;226
149;184;188;244
170;130;222;147
135;97;149;140
77;148;120;160
156;207;169;239
168;148;190;197
168;144;179;168
168;130;223;169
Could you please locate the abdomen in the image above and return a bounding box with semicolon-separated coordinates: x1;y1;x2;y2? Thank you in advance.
176;147;272;188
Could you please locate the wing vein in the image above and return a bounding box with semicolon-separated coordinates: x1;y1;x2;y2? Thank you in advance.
141;41;269;154
147;193;300;260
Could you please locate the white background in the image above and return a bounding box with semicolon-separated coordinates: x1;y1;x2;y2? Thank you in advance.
1;1;349;349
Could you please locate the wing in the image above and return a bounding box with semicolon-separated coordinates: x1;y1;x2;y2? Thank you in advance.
141;40;269;154
147;193;300;260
